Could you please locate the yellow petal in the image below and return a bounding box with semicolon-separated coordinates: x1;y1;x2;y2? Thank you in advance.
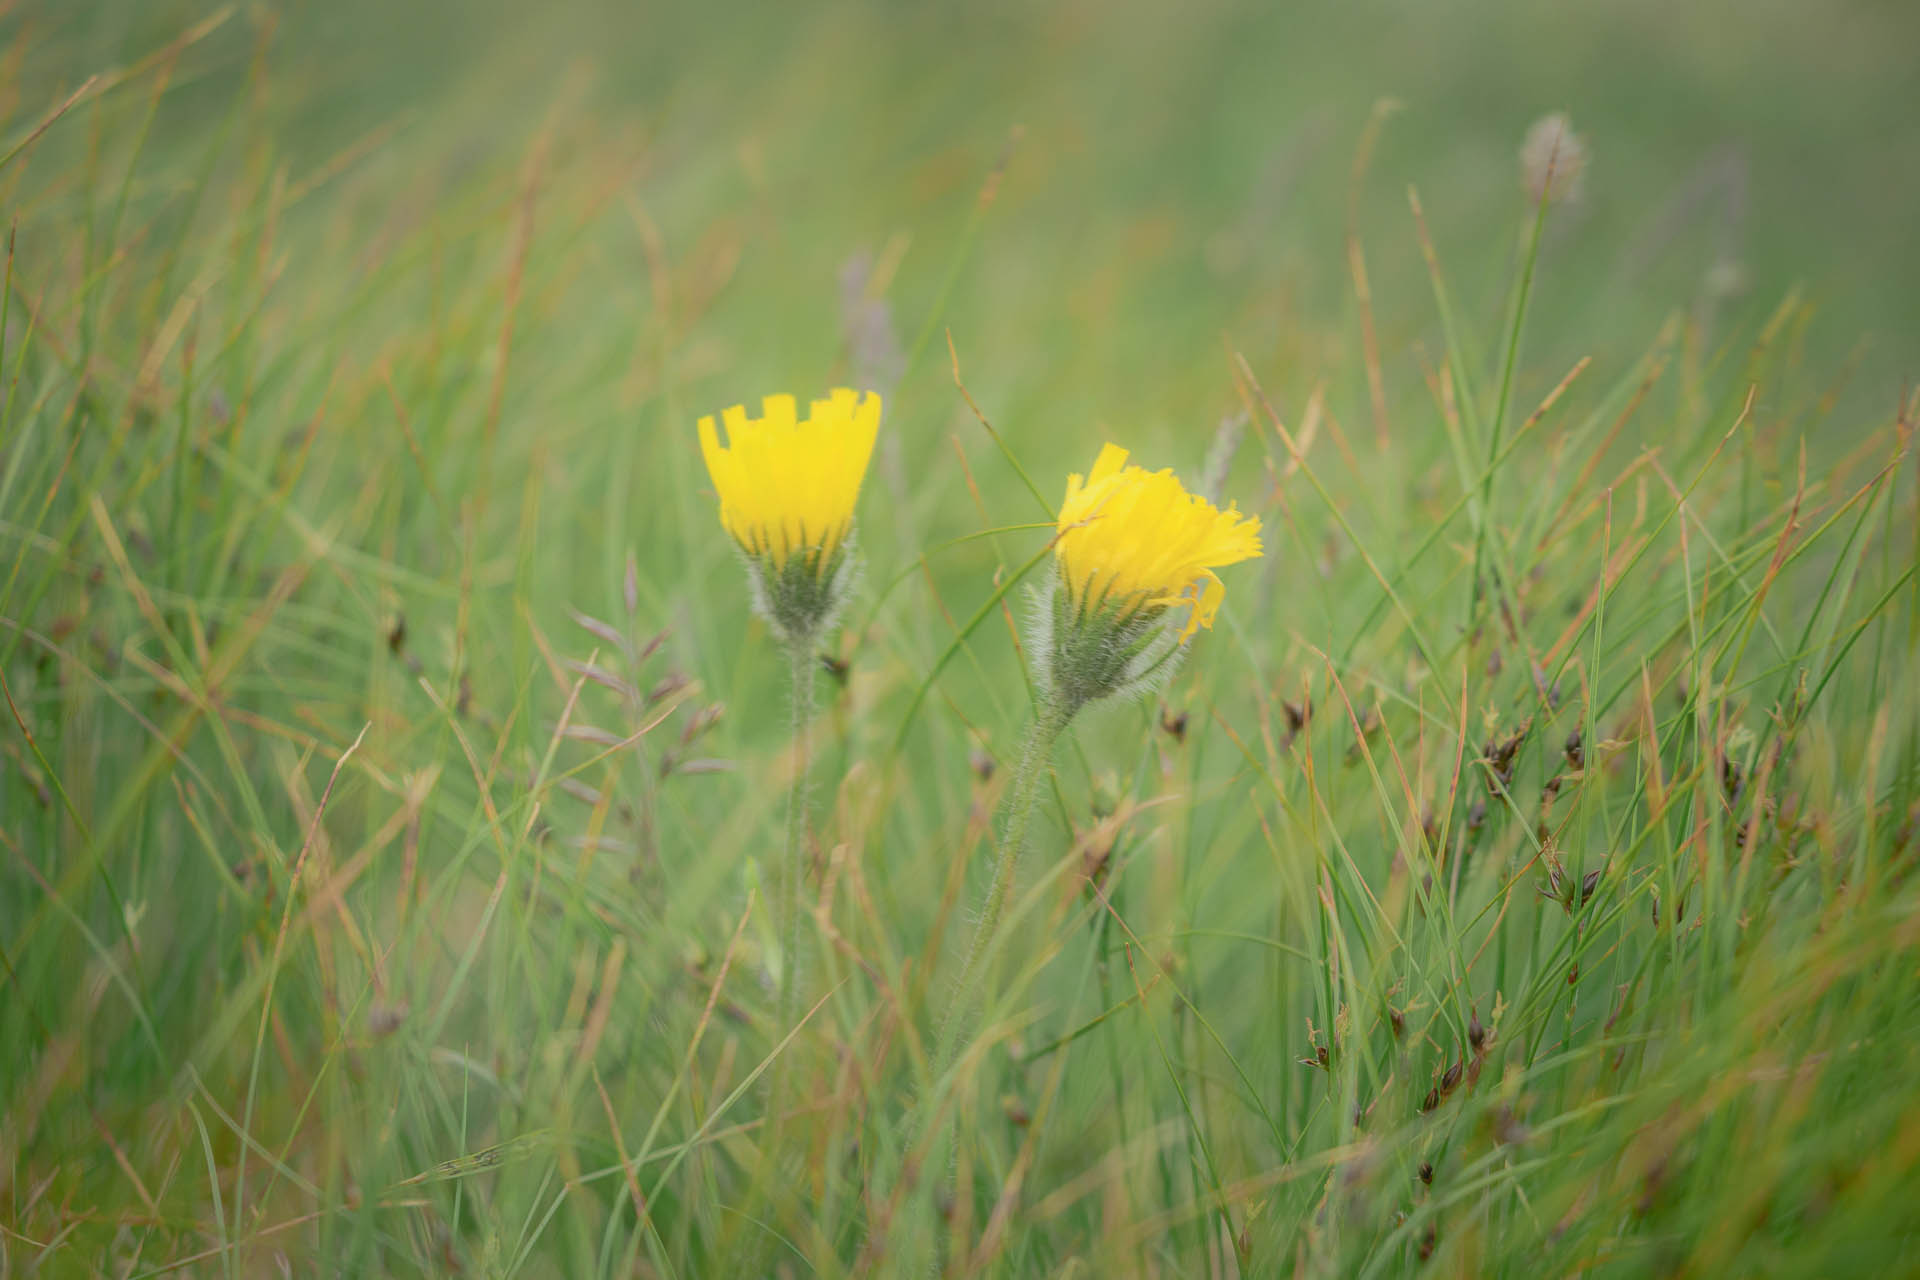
1052;443;1261;638
1181;571;1225;641
1088;442;1129;485
695;389;884;574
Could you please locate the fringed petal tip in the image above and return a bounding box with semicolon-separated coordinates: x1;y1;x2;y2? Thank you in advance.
1180;572;1226;642
695;388;884;576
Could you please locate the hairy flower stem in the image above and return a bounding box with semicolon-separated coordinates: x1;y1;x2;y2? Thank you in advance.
895;696;1073;1275
730;635;816;1275
932;695;1075;1087
779;635;817;1057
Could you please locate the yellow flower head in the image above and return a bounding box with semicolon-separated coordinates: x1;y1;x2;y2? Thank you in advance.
1055;443;1263;640
697;389;882;572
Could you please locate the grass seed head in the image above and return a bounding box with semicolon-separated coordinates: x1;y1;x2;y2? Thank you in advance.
1520;112;1588;204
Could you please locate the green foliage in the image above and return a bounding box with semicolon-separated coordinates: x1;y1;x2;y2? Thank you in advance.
3;2;1918;1276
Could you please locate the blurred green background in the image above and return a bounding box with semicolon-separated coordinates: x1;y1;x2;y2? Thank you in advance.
25;0;1920;434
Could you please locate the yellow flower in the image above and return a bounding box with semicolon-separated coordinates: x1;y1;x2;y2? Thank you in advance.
698;389;883;571
1055;443;1263;640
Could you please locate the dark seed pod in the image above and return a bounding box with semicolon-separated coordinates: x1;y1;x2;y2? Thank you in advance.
1564;728;1584;770
1502;726;1527;757
1635;1158;1667;1216
1485;726;1527;783
1722;754;1745;803
1541;774;1562;804
1440;1058;1463;1094
1417;1160;1434;1185
1418;1222;1437;1261
1420;1087;1440;1113
1282;698;1311;735
367;1001;408;1036
1579;869;1601;905
1567;962;1580;985
820;652;852;685
1389;1007;1405;1039
1080;839;1113;896
1468;1009;1485;1051
1160;707;1189;742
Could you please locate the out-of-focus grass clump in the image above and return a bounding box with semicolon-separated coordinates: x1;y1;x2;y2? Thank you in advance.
3;1;1917;1275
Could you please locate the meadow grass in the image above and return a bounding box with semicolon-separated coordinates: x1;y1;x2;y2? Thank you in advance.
3;3;1919;1276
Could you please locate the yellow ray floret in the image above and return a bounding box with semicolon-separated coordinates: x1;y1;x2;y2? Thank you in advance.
697;389;883;571
1055;443;1263;639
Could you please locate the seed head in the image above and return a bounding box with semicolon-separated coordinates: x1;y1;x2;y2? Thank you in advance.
1520;113;1589;205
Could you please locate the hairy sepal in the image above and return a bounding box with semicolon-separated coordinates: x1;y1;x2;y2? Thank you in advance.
1029;570;1187;713
745;534;861;645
